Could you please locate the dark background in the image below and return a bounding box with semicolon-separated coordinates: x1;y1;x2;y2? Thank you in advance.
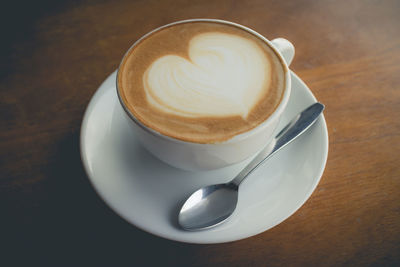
1;0;399;266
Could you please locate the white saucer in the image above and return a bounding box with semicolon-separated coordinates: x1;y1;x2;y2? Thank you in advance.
80;71;328;244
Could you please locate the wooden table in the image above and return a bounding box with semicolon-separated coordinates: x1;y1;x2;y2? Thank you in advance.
1;0;399;266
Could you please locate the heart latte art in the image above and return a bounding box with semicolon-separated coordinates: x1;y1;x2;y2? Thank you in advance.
144;32;270;118
118;21;285;143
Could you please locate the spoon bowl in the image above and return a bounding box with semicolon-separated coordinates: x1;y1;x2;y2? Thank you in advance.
179;183;239;230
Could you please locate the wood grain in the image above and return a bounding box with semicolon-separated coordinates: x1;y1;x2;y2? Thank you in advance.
1;0;399;266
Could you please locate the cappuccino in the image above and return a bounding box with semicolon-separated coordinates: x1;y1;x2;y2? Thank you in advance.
118;21;286;143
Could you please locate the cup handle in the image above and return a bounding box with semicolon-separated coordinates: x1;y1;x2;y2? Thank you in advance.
271;38;295;66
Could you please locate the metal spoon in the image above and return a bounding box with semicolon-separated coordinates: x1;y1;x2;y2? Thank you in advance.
178;102;325;231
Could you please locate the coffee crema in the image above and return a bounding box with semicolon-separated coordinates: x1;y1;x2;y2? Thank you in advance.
118;21;286;143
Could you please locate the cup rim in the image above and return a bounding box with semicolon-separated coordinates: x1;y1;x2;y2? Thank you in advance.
116;18;291;145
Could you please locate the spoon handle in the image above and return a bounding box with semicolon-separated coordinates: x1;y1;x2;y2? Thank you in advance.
231;102;325;187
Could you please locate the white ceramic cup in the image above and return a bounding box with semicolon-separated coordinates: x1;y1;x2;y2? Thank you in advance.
116;19;294;171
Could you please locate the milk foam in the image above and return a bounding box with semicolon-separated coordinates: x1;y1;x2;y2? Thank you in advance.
143;32;271;118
